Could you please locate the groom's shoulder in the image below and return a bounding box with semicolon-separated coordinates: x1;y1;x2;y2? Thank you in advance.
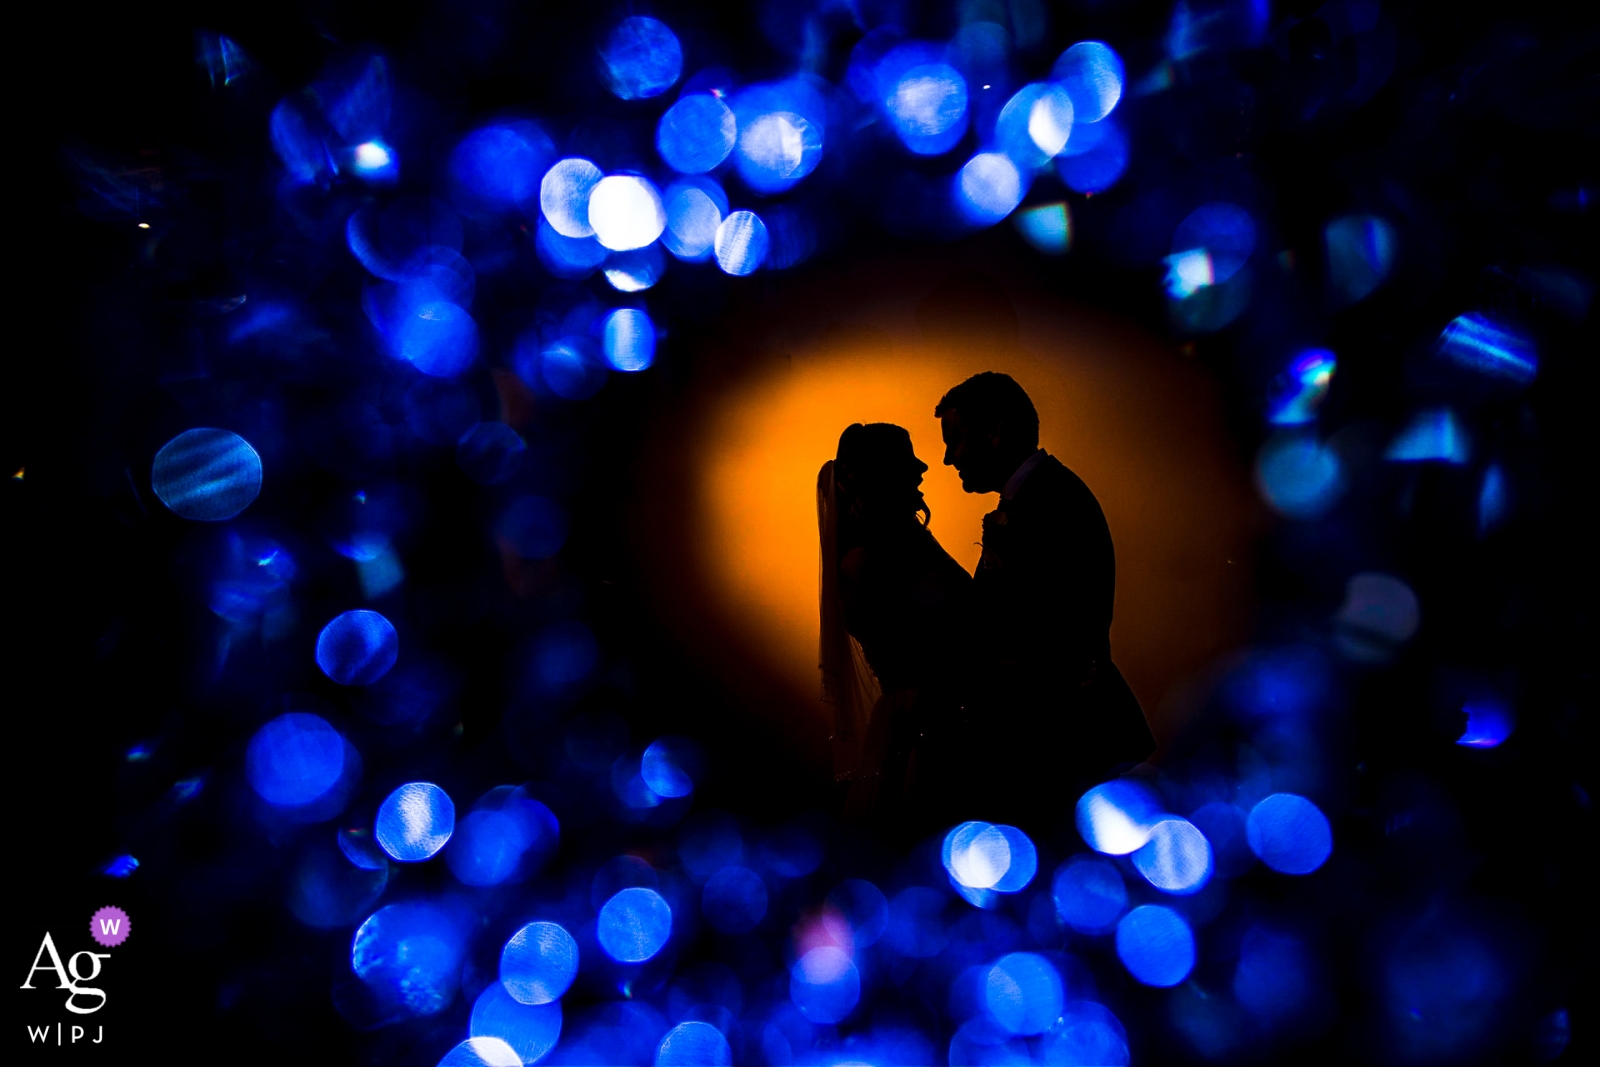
1016;454;1106;524
1024;453;1093;501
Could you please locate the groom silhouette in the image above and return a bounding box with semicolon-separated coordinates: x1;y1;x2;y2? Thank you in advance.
936;372;1155;825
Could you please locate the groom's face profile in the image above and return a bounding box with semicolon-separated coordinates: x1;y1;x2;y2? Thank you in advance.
940;408;1004;494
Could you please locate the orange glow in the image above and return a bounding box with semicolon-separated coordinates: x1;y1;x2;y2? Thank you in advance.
639;296;1260;772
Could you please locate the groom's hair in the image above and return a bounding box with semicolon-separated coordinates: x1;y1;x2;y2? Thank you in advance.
935;372;1039;448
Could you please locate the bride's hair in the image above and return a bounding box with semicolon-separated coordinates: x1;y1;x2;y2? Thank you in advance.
832;422;931;532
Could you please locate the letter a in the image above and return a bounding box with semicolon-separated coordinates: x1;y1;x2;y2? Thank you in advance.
20;933;70;990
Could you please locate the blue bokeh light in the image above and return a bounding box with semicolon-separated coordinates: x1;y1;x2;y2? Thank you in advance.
500;921;579;1005
270;98;333;184
944;821;1010;890
1052;855;1128;933
601;17;682;101
347;198;464;282
790;946;860;1024
658;94;736;174
247;713;347;808
614;752;663;809
736;112;820;192
396;300;478;378
602;308;656;372
1056;118;1128;194
641;737;694;797
1132;817;1214;894
1437;313;1536;385
1478;464;1509;533
1051;42;1125;123
1171;203;1255;289
449;123;554;213
534;338;608;400
948;1016;1027;1065
456;422;526;485
541;158;604;238
1115;905;1196;987
714;210;768;275
992;826;1038;893
826;879;888;947
536;218;607;278
351;902;466;1016
702;866;768;934
445;810;528;886
996;83;1075;170
1014;202;1072;255
733;80;825;194
1075;779;1162;855
1254;433;1345;519
604;244;667;292
883;54;969;156
104;855;140;877
1246;793;1332;874
152;428;263;521
376;781;455;862
656;1021;732;1066
986;953;1063;1035
1386;408;1471;463
598;886;673;963
589;174;665;251
316;609;399;685
339;827;387;871
957;152;1025;225
662;180;724;260
1268;349;1337;425
438;1037;522;1067
350;141;396;181
1325;214;1396;305
1458;698;1514;748
471;981;562;1065
1040;1001;1130;1066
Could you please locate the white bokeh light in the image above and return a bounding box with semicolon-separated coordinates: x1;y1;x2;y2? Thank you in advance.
589;175;666;251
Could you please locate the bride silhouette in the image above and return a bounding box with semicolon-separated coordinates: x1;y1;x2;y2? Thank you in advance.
818;423;971;824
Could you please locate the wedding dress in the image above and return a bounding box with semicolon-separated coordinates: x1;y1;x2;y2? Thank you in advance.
817;461;972;822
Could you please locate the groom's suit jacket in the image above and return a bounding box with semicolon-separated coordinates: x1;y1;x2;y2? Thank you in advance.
971;453;1155;794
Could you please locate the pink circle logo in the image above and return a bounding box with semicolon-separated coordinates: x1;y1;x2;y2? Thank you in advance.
90;906;130;948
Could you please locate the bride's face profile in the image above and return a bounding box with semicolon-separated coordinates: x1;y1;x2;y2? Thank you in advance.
836;424;929;523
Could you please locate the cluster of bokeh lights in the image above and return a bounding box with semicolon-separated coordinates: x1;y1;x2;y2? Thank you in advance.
107;6;1578;1064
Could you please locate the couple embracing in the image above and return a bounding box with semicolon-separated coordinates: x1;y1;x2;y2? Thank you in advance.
818;372;1155;835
